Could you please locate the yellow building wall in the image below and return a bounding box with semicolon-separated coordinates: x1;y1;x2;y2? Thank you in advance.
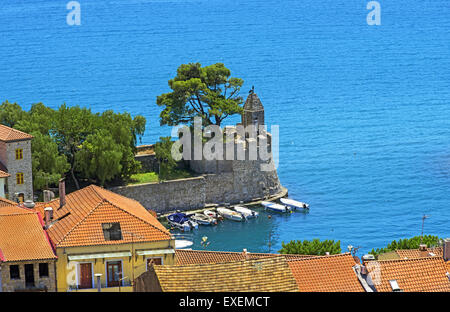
55;239;175;292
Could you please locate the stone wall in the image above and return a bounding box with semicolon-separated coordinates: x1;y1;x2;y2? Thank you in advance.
0;260;56;292
110;158;282;214
4;140;33;201
110;177;206;213
115;131;283;214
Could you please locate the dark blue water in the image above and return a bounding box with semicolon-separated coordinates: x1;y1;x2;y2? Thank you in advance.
1;0;449;254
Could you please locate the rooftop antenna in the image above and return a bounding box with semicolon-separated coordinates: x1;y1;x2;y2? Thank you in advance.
420;214;430;244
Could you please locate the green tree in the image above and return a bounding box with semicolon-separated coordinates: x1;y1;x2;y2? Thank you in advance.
154;137;177;181
157;63;244;127
52;104;95;189
279;239;342;256
0;100;27;127
16;103;56;135
30;132;70;190
75;130;123;186
369;235;442;257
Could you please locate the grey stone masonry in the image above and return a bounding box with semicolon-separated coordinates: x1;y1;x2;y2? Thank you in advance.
0;140;33;201
0;260;57;292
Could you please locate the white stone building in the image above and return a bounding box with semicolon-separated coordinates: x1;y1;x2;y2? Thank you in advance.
0;125;33;202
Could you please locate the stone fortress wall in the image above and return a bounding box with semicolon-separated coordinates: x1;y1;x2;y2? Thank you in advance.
110;91;285;214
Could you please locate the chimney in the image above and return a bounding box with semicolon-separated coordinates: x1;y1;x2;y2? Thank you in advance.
44;207;53;227
419;244;428;258
361;254;375;264
243;248;249;260
59;178;66;208
443;238;450;261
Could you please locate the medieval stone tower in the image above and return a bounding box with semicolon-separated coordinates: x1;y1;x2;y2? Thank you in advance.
242;87;265;130
0;124;34;202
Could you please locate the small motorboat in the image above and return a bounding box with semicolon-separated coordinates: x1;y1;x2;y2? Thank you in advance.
167;212;199;231
233;206;259;219
280;198;309;210
217;207;244;221
204;209;223;221
190;213;217;225
261;201;292;213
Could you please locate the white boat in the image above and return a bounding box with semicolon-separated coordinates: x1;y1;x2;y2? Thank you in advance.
204;209;219;218
190;213;217;225
175;239;193;249
217;207;244;221
233;206;259;218
261;201;292;213
280;198;309;210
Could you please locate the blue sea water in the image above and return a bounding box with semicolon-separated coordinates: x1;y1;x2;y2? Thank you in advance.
1;0;449;254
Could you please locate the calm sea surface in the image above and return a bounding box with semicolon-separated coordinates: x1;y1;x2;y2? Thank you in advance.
1;0;449;254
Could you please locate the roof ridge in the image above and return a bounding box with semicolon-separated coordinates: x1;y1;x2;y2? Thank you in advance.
374;256;444;263
100;198;170;237
171;255;287;268
286;252;352;262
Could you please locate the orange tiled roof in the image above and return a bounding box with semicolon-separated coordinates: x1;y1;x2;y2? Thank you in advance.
0;169;9;178
0;197;17;208
0;206;56;262
366;257;450;292
41;185;171;248
395;247;443;259
287;253;365;292
175;249;315;265
0;124;33;142
149;256;299;292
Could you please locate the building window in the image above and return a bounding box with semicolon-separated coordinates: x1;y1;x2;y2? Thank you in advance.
10;265;20;279
15;148;23;160
39;263;49;278
146;257;162;270
16;173;24;185
102;222;122;241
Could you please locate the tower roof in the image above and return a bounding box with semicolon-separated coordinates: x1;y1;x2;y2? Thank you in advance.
244;92;264;111
0;124;33;142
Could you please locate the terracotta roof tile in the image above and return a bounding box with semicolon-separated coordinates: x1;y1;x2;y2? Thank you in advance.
0;197;17;208
175;249;315;265
287;253;365;292
42;185;171;247
150;256;299;292
0;169;9;178
0;124;33;142
0;207;56;262
366;257;450;292
395;247;443;259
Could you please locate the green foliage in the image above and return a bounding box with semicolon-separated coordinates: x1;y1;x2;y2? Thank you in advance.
369;235;442;257
0;100;27;127
30;132;70;190
154;137;177;181
128;172;159;185
279;239;342;256
157;63;244;127
75;130;123;186
1;100;146;190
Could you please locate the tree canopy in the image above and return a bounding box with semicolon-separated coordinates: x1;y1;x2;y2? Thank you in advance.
157;63;244;127
279;239;342;256
154;136;177;181
0;100;146;190
369;235;442;257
